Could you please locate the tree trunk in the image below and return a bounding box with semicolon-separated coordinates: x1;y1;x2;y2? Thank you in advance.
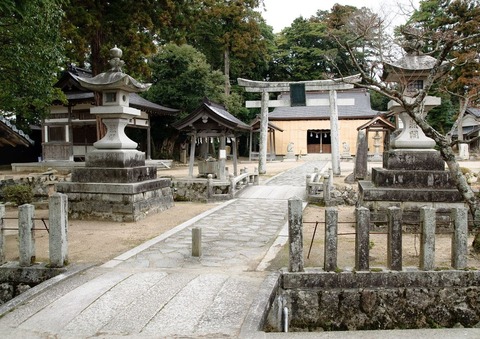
410;105;480;252
224;48;231;96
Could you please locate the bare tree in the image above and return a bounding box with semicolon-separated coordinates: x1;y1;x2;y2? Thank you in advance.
330;3;480;249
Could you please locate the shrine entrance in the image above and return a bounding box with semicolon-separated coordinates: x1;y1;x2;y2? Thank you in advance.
307;129;331;154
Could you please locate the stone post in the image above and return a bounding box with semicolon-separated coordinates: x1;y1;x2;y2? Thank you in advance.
192;227;202;257
323;175;330;202
207;174;214;199
0;204;5;264
288;197;304;272
259;90;269;175
387;207;402;271
49;193;69;268
19;204;35;267
229;174;235;199
354;130;368;180
324;208;338;271
254;167;259;185
420;207;435;271
329;90;340;175
451;207;468;269
355;206;370;271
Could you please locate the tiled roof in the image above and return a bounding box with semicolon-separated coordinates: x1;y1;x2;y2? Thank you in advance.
467;107;480;118
0;115;34;147
269;88;379;120
173;98;251;132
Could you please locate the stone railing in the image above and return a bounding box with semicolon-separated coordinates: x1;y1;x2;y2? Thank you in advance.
173;168;259;202
288;200;469;272
305;167;332;203
0;193;68;268
260;199;477;333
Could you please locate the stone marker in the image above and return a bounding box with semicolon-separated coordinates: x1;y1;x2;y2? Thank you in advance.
451;207;468;269
19;204;35;266
324;208;338;271
387;207;402;271
288;197;304;272
49;193;68;268
355;206;370;271
420;207;435;271
354;130;368;180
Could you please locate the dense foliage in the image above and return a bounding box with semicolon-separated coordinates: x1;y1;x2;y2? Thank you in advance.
0;0;65;129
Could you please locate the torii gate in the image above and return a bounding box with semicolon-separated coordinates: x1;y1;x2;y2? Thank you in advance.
238;75;361;175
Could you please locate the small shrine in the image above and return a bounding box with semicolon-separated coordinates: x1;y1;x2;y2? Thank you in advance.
172;98;251;179
56;46;174;221
358;47;463;222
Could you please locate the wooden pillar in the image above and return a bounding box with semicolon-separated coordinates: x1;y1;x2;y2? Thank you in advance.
233;136;238;176
67;105;74;161
219;135;226;180
273;130;277;158
249;130;253;161
259;90;269;174
188;132;196;178
329;90;341;175
147;116;151;160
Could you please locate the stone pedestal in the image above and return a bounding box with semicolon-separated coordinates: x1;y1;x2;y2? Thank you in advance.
358;149;464;223
57;150;173;222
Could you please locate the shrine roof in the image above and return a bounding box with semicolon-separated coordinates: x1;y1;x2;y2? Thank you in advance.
54;66;179;116
466;107;480;118
0;115;34;147
269;88;380;120
249;116;284;132
173;98;251;133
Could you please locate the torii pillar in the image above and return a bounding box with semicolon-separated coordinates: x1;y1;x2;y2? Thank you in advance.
238;75;360;175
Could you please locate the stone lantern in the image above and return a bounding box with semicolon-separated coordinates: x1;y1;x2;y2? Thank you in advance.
56;46;173;221
383;51;442;149
77;46;150;157
358;46;463;224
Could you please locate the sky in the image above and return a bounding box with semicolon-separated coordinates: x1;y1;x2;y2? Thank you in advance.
261;0;420;33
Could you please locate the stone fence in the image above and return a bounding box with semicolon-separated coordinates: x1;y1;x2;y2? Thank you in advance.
261;199;477;332
173;167;259;202
0;193;68;268
288;199;469;272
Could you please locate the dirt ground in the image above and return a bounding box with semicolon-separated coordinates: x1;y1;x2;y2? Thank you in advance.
1;159;302;265
3;158;480;270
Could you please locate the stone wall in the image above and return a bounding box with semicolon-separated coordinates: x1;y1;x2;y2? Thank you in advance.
266;270;480;332
0;263;66;305
0;175;57;203
173;179;229;202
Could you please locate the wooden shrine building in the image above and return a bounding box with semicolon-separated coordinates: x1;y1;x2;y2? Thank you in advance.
44;65;178;162
173;98;251;178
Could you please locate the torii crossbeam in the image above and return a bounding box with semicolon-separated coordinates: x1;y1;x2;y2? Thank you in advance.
238;75;361;175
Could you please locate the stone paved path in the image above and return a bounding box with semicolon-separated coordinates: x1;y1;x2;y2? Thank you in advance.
0;160;328;338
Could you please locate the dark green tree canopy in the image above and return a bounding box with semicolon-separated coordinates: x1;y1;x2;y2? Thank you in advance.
0;0;65;128
143;43;225;114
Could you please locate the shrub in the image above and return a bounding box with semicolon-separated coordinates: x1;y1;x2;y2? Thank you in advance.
2;184;34;206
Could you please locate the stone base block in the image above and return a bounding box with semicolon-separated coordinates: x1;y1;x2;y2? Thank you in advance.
56;178;173;222
71;166;157;183
86;149;145;168
358;180;462;203
371;168;456;189
383;150;444;171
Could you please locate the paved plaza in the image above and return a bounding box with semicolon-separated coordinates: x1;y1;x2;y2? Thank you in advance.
1;159;480;338
0;160;326;338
